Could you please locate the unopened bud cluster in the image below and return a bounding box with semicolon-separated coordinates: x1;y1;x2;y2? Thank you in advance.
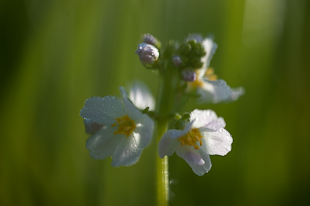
136;33;206;82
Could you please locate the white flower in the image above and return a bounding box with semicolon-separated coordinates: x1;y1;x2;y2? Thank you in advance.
80;86;154;167
158;109;233;176
129;81;156;111
187;38;244;103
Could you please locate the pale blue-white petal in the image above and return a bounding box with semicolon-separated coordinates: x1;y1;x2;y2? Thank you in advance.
158;129;184;158
190;109;217;128
204;117;225;130
111;134;144;167
84;119;103;135
129;81;156;110
194;150;212;176
119;86;142;121
190;109;225;130
86;126;123;160
231;87;245;101
176;146;211;176
201;128;233;156
199;38;218;79
198;79;244;104
80;96;125;125
133;113;154;148
176;146;205;165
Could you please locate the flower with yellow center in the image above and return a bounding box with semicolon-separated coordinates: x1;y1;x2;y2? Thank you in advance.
80;86;154;167
187;37;244;104
158;109;233;176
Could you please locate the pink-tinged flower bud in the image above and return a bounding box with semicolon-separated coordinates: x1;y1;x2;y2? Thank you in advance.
143;33;161;48
172;55;182;67
182;69;197;82
135;43;159;65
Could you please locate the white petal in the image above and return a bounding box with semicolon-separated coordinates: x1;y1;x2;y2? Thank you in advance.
134;113;154;148
129;81;156;110
201;128;233;156
158;130;184;158
204;117;225;130
111;134;144;167
80;96;125;125
84;119;103;135
198;79;244;104
86;126;123;160
190;109;225;130
176;147;212;176
199;38;218;79
231;87;245;101
193;151;212;176
119;86;142;121
176;146;205;165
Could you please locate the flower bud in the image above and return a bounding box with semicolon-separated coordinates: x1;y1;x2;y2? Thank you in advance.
190;57;203;68
136;43;159;66
143;33;161;49
182;69;197;82
179;43;191;55
173;113;190;130
172;55;182;67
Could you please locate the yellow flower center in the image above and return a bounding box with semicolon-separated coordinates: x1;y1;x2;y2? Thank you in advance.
188;78;204;89
204;67;218;81
178;128;203;150
111;115;136;137
187;68;218;89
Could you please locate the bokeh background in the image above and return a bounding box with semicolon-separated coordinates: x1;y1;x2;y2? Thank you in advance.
1;0;309;205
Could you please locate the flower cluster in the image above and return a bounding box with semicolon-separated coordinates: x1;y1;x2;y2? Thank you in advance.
80;33;243;176
80;87;154;167
158;109;232;176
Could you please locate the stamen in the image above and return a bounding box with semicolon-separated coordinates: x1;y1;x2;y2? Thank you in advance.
178;128;203;150
188;79;204;89
111;115;136;137
204;67;218;81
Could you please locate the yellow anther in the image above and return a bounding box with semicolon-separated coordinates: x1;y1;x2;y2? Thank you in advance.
111;115;136;137
188;78;204;89
178;128;203;150
204;67;218;81
194;135;200;141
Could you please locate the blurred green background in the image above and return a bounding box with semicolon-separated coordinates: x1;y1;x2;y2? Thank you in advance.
1;0;309;205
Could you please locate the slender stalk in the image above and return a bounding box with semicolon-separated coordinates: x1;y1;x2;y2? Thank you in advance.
156;73;175;206
156;127;169;206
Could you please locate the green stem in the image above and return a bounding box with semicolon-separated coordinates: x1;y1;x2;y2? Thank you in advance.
156;72;175;206
156;127;169;206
